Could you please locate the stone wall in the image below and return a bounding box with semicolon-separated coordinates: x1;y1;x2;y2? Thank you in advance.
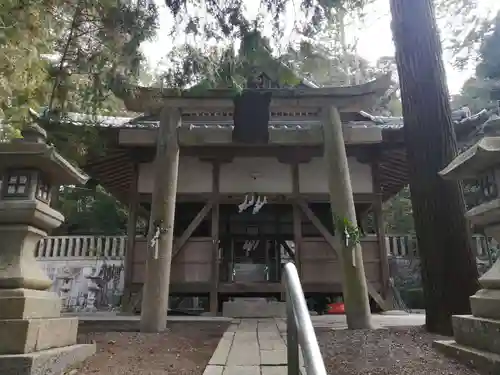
39;258;125;311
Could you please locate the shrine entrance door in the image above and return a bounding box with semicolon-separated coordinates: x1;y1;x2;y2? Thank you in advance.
219;203;293;284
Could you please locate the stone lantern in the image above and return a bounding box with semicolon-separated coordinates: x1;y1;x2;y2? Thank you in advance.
0;123;95;375
435;116;500;373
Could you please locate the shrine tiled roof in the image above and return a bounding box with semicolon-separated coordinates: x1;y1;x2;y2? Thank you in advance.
37;107;493;137
357;111;403;129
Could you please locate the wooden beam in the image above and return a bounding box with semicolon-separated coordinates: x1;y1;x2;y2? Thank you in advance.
296;197;390;312
139;192;378;205
296;198;342;253
122;163;139;313
280;240;295;260
124;74;390;113
116;142;385;160
172;201;214;260
372;160;392;302
131;96;383;113
210;162;220;315
291;163;302;276
140;108;180;332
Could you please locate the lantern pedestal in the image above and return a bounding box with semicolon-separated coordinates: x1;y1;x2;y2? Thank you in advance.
435;135;500;373
0;123;95;375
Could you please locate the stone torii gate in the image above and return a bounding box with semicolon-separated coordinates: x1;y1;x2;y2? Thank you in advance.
124;75;392;332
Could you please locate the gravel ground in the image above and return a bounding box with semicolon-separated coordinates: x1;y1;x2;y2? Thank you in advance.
316;326;480;375
71;322;229;375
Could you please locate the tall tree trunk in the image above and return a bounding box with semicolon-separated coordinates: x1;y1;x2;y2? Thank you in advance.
389;0;479;335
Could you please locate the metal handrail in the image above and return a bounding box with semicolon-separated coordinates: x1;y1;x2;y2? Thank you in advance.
283;262;327;375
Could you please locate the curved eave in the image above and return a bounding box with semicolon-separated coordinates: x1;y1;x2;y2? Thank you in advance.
122;74;391;113
0;143;88;185
454;109;491;138
440;137;500;180
379;148;409;200
83;147;137;210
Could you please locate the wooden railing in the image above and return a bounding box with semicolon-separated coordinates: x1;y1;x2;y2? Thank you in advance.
34;234;497;260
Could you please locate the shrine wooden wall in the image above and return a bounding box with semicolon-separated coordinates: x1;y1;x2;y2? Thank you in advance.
137;156;374;195
132;238;212;284
300;236;381;290
129;235;383;295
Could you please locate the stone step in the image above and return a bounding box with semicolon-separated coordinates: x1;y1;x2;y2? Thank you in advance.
434;339;500;375
0;343;95;375
234;298;269;303
0;317;79;355
222;299;286;318
453;315;500;355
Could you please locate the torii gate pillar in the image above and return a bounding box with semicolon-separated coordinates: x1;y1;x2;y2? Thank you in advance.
140;107;180;332
323;105;373;329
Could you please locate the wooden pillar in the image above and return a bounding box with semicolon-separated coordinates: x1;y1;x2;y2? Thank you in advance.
140;108;180;332
122;163;139;313
323;105;372;329
371;159;391;300
210;162;220;315
291;163;302;276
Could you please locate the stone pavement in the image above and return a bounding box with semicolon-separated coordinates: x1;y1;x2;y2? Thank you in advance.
204;318;298;375
67;311;425;375
202;313;426;375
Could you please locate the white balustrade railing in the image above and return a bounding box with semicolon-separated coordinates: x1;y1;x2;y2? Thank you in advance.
385;235;419;258
34;233;497;261
385;234;499;258
36;235;127;259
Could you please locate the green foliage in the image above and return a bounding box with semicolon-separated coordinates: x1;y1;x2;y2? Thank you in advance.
165;0;371;41
451;77;496;113
0;0;159;231
158;0;377;92
437;0;497;69
332;214;362;248
383;186;415;234
48;0;158;113
0;0;55;125
281;32;401;115
43;118;108;164
162;30;304;91
451;12;500;112
0;0;158;164
54;186;128;235
476;12;500;80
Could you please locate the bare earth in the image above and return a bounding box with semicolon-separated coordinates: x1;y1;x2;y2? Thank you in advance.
72;322;229;375
316;326;480;375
